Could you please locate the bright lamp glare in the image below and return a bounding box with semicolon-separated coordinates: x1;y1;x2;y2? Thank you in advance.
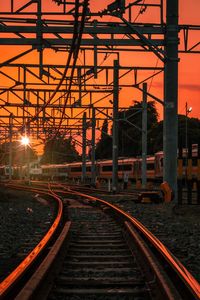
188;107;192;113
21;136;30;146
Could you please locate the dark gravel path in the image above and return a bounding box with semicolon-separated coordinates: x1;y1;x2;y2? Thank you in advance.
0;187;54;282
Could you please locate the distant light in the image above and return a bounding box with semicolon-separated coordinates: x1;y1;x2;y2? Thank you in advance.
21;136;30;146
188;107;192;113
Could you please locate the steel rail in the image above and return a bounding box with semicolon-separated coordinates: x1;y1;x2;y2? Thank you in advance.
20;183;200;298
1;183;199;299
62;188;200;300
0;183;64;299
15;221;71;300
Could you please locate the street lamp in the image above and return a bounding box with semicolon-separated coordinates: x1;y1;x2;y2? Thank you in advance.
185;102;192;167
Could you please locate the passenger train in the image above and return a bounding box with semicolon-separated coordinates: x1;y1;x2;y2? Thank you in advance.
0;145;198;183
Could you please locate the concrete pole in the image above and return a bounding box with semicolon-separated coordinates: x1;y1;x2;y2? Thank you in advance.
112;60;119;193
185;102;192;169
20;148;23;180
78;67;82;106
91;107;96;185
164;0;179;201
9;113;13;181
82;112;87;183
185;102;188;166
142;83;147;188
27;123;30;183
37;0;43;78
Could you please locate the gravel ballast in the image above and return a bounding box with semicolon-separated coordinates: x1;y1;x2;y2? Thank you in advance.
0;187;199;287
0;187;54;282
102;195;200;283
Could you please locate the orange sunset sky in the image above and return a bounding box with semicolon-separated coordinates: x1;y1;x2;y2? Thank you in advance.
0;0;199;130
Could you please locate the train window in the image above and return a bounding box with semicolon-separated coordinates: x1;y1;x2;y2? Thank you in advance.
58;168;68;173
102;165;112;172
71;166;82;172
96;165;100;175
192;157;198;166
160;158;163;167
118;164;132;171
5;167;13;175
147;163;155;170
181;158;197;166
182;158;186;167
133;162;137;171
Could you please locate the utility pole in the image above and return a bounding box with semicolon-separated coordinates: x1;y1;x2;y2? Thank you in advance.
91;106;96;185
9;113;13;181
164;0;179;201
142;83;147;188
185;101;192;167
112;60;119;193
82;112;87;183
27;123;30;183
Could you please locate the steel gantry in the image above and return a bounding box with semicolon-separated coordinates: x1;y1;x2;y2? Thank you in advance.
0;0;200;197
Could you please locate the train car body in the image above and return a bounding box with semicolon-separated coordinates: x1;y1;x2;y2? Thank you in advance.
68;161;94;182
97;158;136;181
18;163;42;180
41;164;68;180
155;145;198;180
0;165;11;179
97;157;155;182
2;144;198;184
29;163;42;180
135;156;155;181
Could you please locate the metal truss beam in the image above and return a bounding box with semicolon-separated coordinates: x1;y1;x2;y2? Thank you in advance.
0;0;199;200
0;21;199;52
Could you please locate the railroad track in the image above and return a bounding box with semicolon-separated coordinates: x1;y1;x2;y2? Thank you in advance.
48;198;152;299
0;183;199;300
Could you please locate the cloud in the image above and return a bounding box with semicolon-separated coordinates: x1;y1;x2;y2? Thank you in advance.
150;81;200;92
179;83;200;92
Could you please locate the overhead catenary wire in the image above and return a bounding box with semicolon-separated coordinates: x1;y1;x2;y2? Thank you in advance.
31;0;89;141
23;0;81;132
52;0;89;138
22;0;145;142
49;0;147;138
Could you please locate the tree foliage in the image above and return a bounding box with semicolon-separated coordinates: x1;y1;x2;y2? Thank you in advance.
118;101;158;156
95;119;112;159
101;119;108;140
95;101;200;159
41;136;80;164
95;101;159;158
0;141;37;165
178;115;200;148
149;115;200;153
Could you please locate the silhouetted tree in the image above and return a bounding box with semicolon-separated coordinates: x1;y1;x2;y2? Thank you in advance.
95;101;159;158
41;136;80;164
95;119;112;159
140;114;200;154
101;119;108;140
118;101;159;156
0;141;37;165
178;115;200;148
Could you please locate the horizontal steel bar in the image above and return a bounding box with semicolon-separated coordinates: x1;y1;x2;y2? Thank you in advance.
0;38;164;46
